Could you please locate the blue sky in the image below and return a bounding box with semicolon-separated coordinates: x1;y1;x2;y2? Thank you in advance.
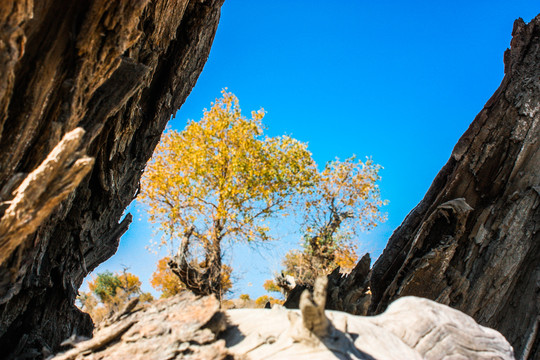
85;1;538;299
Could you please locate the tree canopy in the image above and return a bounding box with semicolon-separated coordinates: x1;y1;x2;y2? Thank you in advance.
141;91;386;299
79;270;153;323
141;90;316;297
268;156;386;292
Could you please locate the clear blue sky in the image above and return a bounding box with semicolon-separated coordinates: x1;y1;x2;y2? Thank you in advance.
85;1;538;299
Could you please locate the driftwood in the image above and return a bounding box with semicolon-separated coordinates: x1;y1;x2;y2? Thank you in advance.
0;0;225;357
368;14;540;359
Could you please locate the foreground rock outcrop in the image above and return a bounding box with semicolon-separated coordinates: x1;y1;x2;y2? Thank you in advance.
0;0;224;357
52;285;514;360
369;14;540;359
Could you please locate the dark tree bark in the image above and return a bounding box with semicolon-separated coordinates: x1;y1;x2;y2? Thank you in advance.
369;15;540;359
0;0;224;358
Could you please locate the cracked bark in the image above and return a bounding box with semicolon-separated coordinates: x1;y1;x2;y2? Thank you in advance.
0;0;224;357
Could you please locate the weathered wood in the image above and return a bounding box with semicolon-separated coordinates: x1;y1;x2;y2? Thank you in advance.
298;277;330;338
224;294;514;359
369;14;540;359
0;0;224;357
52;292;232;360
0;128;93;266
53;320;137;360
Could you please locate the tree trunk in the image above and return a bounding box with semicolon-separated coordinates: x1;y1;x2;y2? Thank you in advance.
369;15;540;359
0;0;224;357
168;227;223;298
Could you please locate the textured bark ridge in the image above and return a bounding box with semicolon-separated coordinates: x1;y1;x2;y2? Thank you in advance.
369;15;540;359
0;0;224;357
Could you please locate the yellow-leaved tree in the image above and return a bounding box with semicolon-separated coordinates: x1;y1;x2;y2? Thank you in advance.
149;257;185;298
269;156;386;292
141;90;316;299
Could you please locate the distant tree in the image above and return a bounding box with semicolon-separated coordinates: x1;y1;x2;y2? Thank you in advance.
89;271;122;303
116;268;144;301
150;257;185;298
275;157;386;289
141;90;316;298
263;279;282;294
79;270;153;323
255;295;283;308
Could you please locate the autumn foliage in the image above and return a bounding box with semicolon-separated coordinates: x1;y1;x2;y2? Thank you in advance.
141;90;386;299
263;279;281;294
269;156;386;291
255;295;283;307
150;257;185;298
78;270;153;323
141;90;316;297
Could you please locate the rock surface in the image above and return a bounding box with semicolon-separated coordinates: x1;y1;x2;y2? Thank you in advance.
0;0;224;357
52;288;514;360
369;14;540;359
